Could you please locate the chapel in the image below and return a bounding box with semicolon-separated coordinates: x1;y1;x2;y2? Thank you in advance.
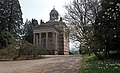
33;8;69;55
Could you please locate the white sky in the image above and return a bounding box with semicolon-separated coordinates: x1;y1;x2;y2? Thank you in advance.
19;0;71;23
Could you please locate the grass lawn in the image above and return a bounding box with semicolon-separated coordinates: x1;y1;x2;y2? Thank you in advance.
80;54;120;73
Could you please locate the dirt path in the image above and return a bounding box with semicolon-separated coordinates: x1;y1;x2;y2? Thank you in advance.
0;55;82;73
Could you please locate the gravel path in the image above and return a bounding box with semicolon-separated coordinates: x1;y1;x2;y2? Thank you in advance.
0;55;82;73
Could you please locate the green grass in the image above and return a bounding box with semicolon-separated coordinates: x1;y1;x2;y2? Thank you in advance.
80;54;120;73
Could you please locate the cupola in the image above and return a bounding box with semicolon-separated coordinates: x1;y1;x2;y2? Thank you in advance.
50;7;59;20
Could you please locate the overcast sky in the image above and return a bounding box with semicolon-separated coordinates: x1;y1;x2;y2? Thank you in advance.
19;0;71;23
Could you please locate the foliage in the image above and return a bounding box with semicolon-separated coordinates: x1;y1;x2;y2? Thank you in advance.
80;54;120;73
23;19;38;43
23;19;33;43
0;40;48;60
0;0;23;48
0;31;14;48
20;41;48;59
94;0;120;57
0;0;23;36
0;44;17;59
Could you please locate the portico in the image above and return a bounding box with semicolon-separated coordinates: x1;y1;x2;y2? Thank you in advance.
33;25;59;55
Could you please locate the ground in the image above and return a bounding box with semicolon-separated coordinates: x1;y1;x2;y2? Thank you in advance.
0;55;82;73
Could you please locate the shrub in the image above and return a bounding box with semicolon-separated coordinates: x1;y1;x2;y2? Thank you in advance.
20;41;48;59
0;44;17;60
0;40;49;60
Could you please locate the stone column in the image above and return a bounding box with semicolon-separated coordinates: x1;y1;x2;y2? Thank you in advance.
46;32;48;49
52;32;57;54
33;33;35;45
55;33;58;55
52;32;55;47
36;33;38;46
39;33;41;47
56;33;58;49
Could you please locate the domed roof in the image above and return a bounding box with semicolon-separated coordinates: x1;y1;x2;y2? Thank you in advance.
49;7;59;20
50;8;59;16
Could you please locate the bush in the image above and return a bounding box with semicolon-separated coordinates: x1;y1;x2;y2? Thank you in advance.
94;52;104;60
0;31;14;49
0;44;17;60
0;40;49;60
20;41;48;59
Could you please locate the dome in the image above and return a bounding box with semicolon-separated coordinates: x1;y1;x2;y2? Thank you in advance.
50;8;59;20
50;8;59;16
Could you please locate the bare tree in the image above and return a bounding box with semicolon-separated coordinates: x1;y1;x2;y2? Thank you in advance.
64;0;101;51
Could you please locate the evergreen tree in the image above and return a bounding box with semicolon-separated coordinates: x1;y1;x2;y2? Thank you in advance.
23;19;38;44
0;0;23;37
0;0;23;48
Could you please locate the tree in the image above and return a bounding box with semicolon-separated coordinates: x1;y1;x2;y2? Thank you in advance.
94;0;120;57
0;31;14;48
65;0;101;52
23;19;38;43
0;0;23;48
0;0;23;36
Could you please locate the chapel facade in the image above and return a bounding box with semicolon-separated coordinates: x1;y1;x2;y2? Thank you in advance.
33;8;69;55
